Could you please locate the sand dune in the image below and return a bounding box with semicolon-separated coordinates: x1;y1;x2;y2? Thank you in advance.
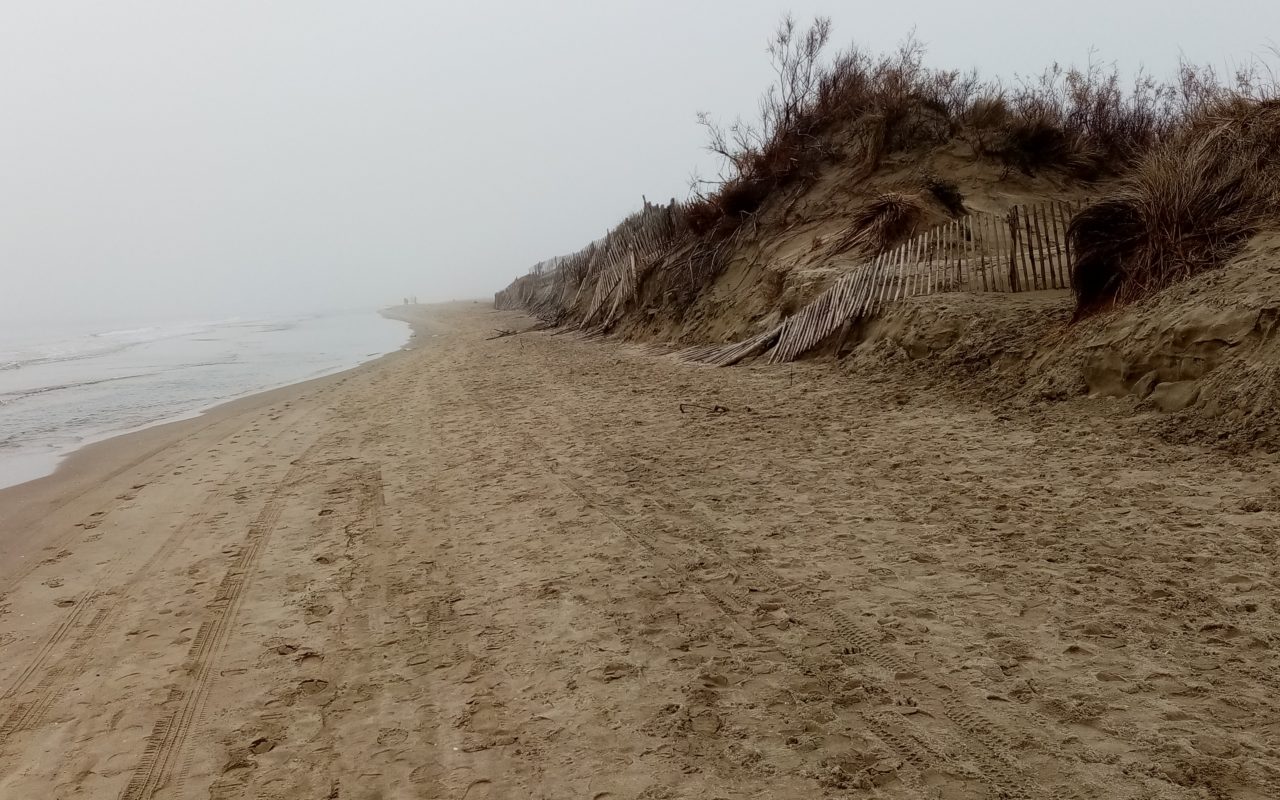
1;302;1278;799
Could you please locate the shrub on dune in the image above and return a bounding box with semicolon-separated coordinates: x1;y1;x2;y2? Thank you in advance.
839;191;926;254
1070;100;1280;315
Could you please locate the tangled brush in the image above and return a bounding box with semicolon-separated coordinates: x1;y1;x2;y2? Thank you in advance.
1070;100;1280;315
836;192;926;255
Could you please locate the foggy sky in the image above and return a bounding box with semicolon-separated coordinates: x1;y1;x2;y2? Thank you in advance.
1;1;1276;325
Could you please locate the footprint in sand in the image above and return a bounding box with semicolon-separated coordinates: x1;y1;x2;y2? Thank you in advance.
408;764;442;784
377;728;408;745
249;737;276;754
588;661;639;683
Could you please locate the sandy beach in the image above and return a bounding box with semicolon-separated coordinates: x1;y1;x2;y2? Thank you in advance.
2;301;1279;799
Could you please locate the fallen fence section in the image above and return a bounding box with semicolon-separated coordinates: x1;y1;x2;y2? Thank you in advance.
678;200;1083;365
495;202;687;329
497;201;1084;367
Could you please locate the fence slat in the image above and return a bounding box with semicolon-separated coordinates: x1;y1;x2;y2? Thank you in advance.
905;233;917;300
926;226;936;298
980;213;995;291
876;253;892;308
1034;203;1055;289
877;242;896;310
937;222;947;292
847;263;867;322
906;232;919;299
890;240;906;303
1017;207;1034;290
1033;205;1047;289
951;219;962;287
993;212;1007;292
1015;207;1027;291
1047;202;1066;289
930;225;940;294
872;250;890;314
906;235;916;300
973;216;989;292
938;222;947;291
897;237;910;302
1005;209;1019;292
861;256;879;315
1018;208;1036;290
1030;203;1049;288
856;256;875;318
1057;200;1074;289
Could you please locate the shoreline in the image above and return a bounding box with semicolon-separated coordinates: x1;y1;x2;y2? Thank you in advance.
0;307;415;492
0;304;432;584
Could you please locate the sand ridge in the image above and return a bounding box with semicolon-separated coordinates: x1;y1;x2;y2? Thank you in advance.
1;302;1278;798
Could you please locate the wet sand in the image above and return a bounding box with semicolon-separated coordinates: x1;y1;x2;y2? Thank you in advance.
1;301;1278;799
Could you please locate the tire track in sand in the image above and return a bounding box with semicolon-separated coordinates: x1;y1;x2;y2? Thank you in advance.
186;458;389;800
0;490;228;750
551;468;948;799
564;455;1046;800
484;381;1051;799
0;407;324;753
119;460;306;800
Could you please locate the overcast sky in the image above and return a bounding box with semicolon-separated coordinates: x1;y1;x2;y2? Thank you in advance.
1;1;1276;325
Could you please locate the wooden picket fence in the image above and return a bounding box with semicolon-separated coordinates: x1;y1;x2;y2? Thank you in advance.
578;213;680;330
499;199;1086;367
678;200;1083;366
495;202;684;327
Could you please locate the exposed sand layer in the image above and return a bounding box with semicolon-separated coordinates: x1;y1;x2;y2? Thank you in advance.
2;302;1279;799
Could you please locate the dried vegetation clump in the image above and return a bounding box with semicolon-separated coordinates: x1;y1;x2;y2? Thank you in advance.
836;192;926;255
1071;100;1280;314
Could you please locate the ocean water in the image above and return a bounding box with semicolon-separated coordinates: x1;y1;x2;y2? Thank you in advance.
0;310;409;489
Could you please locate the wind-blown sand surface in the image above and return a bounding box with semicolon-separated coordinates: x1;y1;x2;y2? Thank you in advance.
1;302;1278;799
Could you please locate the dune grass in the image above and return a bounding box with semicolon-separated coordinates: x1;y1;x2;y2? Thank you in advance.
1070;100;1280;314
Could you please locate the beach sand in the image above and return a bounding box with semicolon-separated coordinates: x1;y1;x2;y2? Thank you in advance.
2;301;1278;798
